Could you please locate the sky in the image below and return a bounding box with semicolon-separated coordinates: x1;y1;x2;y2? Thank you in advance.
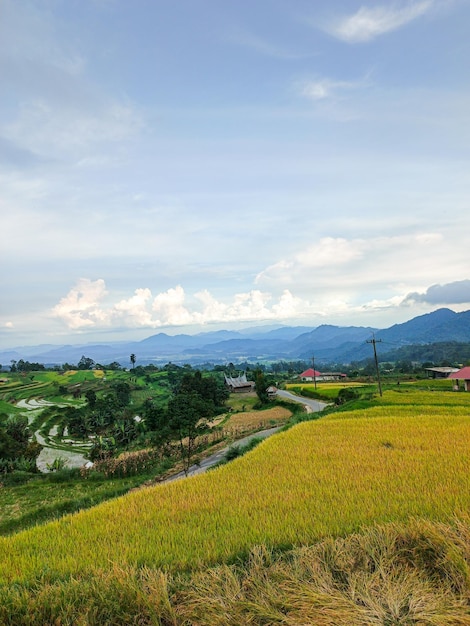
1;0;470;348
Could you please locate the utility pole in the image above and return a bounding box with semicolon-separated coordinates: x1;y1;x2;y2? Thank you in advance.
312;354;317;390
367;335;382;396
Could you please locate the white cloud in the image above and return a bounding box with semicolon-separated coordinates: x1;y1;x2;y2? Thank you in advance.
51;280;319;331
327;1;434;43
151;286;195;326
51;278;109;329
114;289;154;327
254;232;468;311
256;237;366;284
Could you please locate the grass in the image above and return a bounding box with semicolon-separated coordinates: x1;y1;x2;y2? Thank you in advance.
226;392;258;412
223;406;291;430
0;470;163;536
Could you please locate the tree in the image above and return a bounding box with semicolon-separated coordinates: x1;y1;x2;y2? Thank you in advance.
0;415;41;466
104;361;122;371
254;369;269;405
130;354;136;369
178;370;229;410
112;415;140;446
5;415;30;448
167;392;213;476
111;381;131;408
85;389;97;409
78;355;95;370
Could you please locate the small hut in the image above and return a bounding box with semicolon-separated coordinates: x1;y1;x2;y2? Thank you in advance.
266;385;278;400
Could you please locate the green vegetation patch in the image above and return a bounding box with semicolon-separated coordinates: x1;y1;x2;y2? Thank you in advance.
0;471;159;536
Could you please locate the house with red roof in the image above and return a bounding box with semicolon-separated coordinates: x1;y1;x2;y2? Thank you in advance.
448;366;470;391
299;368;346;382
299;368;321;382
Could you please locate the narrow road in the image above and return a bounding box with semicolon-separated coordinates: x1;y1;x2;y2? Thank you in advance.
165;390;328;483
164;426;281;482
276;388;329;413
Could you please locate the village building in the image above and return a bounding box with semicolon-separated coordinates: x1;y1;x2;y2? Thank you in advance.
224;372;255;393
299;368;346;382
448;366;470;391
299;368;321;382
266;385;278;400
425;367;460;379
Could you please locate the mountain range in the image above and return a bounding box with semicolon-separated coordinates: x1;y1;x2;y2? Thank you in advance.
1;308;470;368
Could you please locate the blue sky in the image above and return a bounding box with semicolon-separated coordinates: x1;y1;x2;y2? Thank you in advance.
1;0;470;348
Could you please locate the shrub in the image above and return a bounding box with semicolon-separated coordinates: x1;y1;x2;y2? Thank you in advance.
84;448;162;478
336;387;360;405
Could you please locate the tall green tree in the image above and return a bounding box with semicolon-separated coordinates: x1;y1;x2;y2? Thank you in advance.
111;381;131;408
254;369;269;405
167;392;213;476
78;355;95;370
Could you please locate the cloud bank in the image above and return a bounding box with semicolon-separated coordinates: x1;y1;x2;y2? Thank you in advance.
51;280;311;331
404;280;470;305
326;1;434;43
51;273;470;335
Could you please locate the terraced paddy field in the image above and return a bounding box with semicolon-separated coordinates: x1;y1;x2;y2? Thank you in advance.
1;387;469;586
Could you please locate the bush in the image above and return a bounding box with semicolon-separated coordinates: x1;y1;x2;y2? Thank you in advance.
0;456;38;474
336;387;360;405
46;467;82;483
1;470;34;486
46;457;68;472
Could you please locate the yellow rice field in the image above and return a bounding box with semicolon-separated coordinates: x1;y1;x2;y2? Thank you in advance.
378;388;469;405
1;389;469;584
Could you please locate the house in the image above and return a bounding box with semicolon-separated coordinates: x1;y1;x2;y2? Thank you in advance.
425;367;459;379
299;368;321;382
299;369;346;382
316;372;347;381
448;366;470;391
266;385;277;400
224;373;255;393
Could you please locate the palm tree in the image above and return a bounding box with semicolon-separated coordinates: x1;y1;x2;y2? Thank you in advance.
130;354;136;369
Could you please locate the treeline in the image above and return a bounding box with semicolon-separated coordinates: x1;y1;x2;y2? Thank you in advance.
377;341;470;366
5;342;470;377
9;360;46;373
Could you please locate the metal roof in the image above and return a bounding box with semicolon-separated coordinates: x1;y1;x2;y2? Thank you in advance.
448;366;470;379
